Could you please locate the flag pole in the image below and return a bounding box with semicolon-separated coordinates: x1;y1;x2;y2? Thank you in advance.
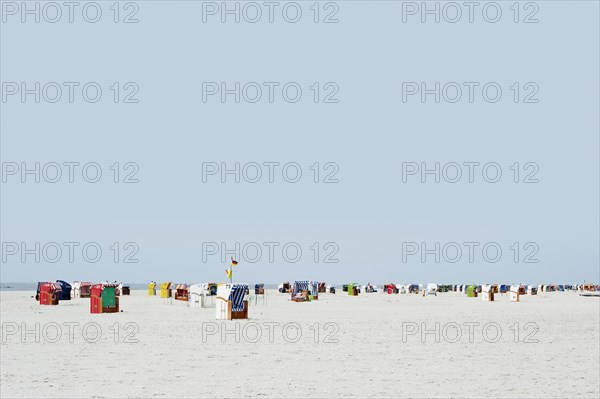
230;257;237;284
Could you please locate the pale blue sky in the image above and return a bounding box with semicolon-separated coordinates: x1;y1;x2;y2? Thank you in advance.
1;1;598;285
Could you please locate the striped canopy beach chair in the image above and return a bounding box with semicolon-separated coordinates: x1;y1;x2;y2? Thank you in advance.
216;284;249;320
293;280;309;294
174;284;189;301
291;280;310;302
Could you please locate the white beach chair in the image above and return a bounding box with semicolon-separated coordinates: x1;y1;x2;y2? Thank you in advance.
189;283;215;308
189;284;203;308
426;283;438;296
216;284;248;320
72;281;80;299
509;285;520;302
481;284;494;302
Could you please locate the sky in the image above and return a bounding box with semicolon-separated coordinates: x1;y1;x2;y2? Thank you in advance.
1;1;599;285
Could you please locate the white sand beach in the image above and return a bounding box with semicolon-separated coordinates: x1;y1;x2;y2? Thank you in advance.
1;290;599;398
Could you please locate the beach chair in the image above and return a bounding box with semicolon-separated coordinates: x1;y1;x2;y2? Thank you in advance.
278;282;291;293
509;285;520;302
252;284;266;306
71;281;80;299
78;282;91;298
481;284;494;302
426;283;438;296
160;282;172;303
318;282;326;293
216;284;248;320
189;283;202;307
189;284;214;308
206;283;217;296
90;284;120;313
347;283;359;296
466;285;477;297
291;281;310;302
362;283;376;293
254;283;265;295
56;280;72;300
148;282;156;296
39;283;60;305
72;281;90;299
310;281;319;300
71;281;81;299
174;284;189;301
188;283;217;308
35;282;43;301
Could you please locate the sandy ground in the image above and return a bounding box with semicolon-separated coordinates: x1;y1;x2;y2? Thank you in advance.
0;289;598;398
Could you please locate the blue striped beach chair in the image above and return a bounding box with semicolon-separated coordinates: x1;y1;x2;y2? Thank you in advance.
291;280;310;302
216;284;249;319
